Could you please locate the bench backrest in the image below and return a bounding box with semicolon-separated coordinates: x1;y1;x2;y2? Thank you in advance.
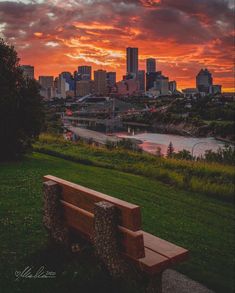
43;175;145;259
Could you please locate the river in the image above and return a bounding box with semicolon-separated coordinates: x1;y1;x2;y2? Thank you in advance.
117;132;227;157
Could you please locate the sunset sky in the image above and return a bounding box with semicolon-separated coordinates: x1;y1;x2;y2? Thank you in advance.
0;0;234;91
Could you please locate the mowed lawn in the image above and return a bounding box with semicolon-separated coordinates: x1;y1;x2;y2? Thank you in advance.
0;152;234;293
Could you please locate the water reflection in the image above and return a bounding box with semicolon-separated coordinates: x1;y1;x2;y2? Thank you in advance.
118;132;226;157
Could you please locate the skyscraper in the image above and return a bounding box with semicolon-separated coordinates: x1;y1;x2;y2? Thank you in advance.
39;76;54;99
60;72;75;91
196;69;213;94
146;71;162;91
169;81;177;93
20;65;34;79
94;70;107;96
146;58;156;73
106;72;116;87
78;66;92;80
39;76;54;89
126;47;138;76
76;80;93;97
138;70;145;92
154;75;169;95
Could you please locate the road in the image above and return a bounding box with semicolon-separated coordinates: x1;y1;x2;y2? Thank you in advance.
68;126;121;145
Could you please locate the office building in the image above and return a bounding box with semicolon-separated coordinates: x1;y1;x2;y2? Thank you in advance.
76;80;93;97
138;70;145;92
196;69;213;94
78;66;92;80
146;58;156;73
60;72;75;91
154;75;169;95
182;88;199;98
57;74;70;98
146;71;162;91
115;79;139;96
169;81;177;93
39;76;54;89
106;72;116;87
39;76;54;99
126;47;138;76
20;65;34;79
94;69;107;96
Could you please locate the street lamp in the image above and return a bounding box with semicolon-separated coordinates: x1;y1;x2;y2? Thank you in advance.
191;142;208;158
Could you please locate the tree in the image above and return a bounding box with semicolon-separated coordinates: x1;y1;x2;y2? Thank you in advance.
0;39;44;160
167;141;174;158
155;146;162;157
173;149;193;160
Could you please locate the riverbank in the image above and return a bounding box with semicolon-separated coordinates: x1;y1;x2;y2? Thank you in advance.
151;121;235;143
34;133;235;202
67;126;121;145
116;132;227;157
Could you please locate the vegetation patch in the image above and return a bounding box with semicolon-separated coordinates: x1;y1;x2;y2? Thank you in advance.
34;133;235;203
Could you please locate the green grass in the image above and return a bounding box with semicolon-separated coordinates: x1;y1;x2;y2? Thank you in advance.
34;133;235;202
0;152;234;292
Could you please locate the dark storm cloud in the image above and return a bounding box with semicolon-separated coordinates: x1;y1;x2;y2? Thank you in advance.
0;0;233;89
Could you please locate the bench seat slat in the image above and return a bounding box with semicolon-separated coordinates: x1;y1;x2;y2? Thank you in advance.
135;248;170;275
142;231;189;264
44;175;141;231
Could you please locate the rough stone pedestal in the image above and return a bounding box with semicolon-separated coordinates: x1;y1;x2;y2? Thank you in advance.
43;180;69;246
145;272;163;293
94;201;127;278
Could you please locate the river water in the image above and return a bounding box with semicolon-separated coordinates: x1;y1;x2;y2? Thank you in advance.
117;132;227;157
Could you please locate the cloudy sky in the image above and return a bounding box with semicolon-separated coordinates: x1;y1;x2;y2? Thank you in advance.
0;0;234;91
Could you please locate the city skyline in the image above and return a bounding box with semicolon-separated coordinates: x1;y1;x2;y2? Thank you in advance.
0;0;234;91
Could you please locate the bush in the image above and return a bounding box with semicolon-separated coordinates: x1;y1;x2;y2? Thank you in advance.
0;39;44;160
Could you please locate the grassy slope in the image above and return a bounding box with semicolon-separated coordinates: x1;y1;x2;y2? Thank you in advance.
34;134;235;203
0;152;234;293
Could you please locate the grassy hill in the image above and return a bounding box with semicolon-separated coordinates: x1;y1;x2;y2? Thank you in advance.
0;152;234;293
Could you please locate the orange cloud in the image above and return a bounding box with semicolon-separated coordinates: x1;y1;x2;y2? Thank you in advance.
1;0;232;92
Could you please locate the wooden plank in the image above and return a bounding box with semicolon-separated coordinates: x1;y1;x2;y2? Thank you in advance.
142;231;189;264
137;248;170;275
60;200;145;259
44;175;141;231
118;226;145;259
61;200;94;240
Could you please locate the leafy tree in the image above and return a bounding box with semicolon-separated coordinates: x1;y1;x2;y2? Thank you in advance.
167;141;174;158
173;149;193;160
204;145;235;165
0;39;44;160
155;146;162;157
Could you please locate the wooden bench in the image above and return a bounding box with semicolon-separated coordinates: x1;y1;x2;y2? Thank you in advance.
43;175;189;292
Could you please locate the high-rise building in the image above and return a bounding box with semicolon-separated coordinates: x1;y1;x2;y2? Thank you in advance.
138;70;145;92
146;71;162;91
106;72;116;87
60;72;75;91
126;47;138;76
76;80;93;97
39;76;54;89
146;58;156;73
78;66;92;80
20;65;34;79
154;75;169;95
39;76;54;99
169;81;177;93
94;69;107;96
57;74;70;98
196;69;213;94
